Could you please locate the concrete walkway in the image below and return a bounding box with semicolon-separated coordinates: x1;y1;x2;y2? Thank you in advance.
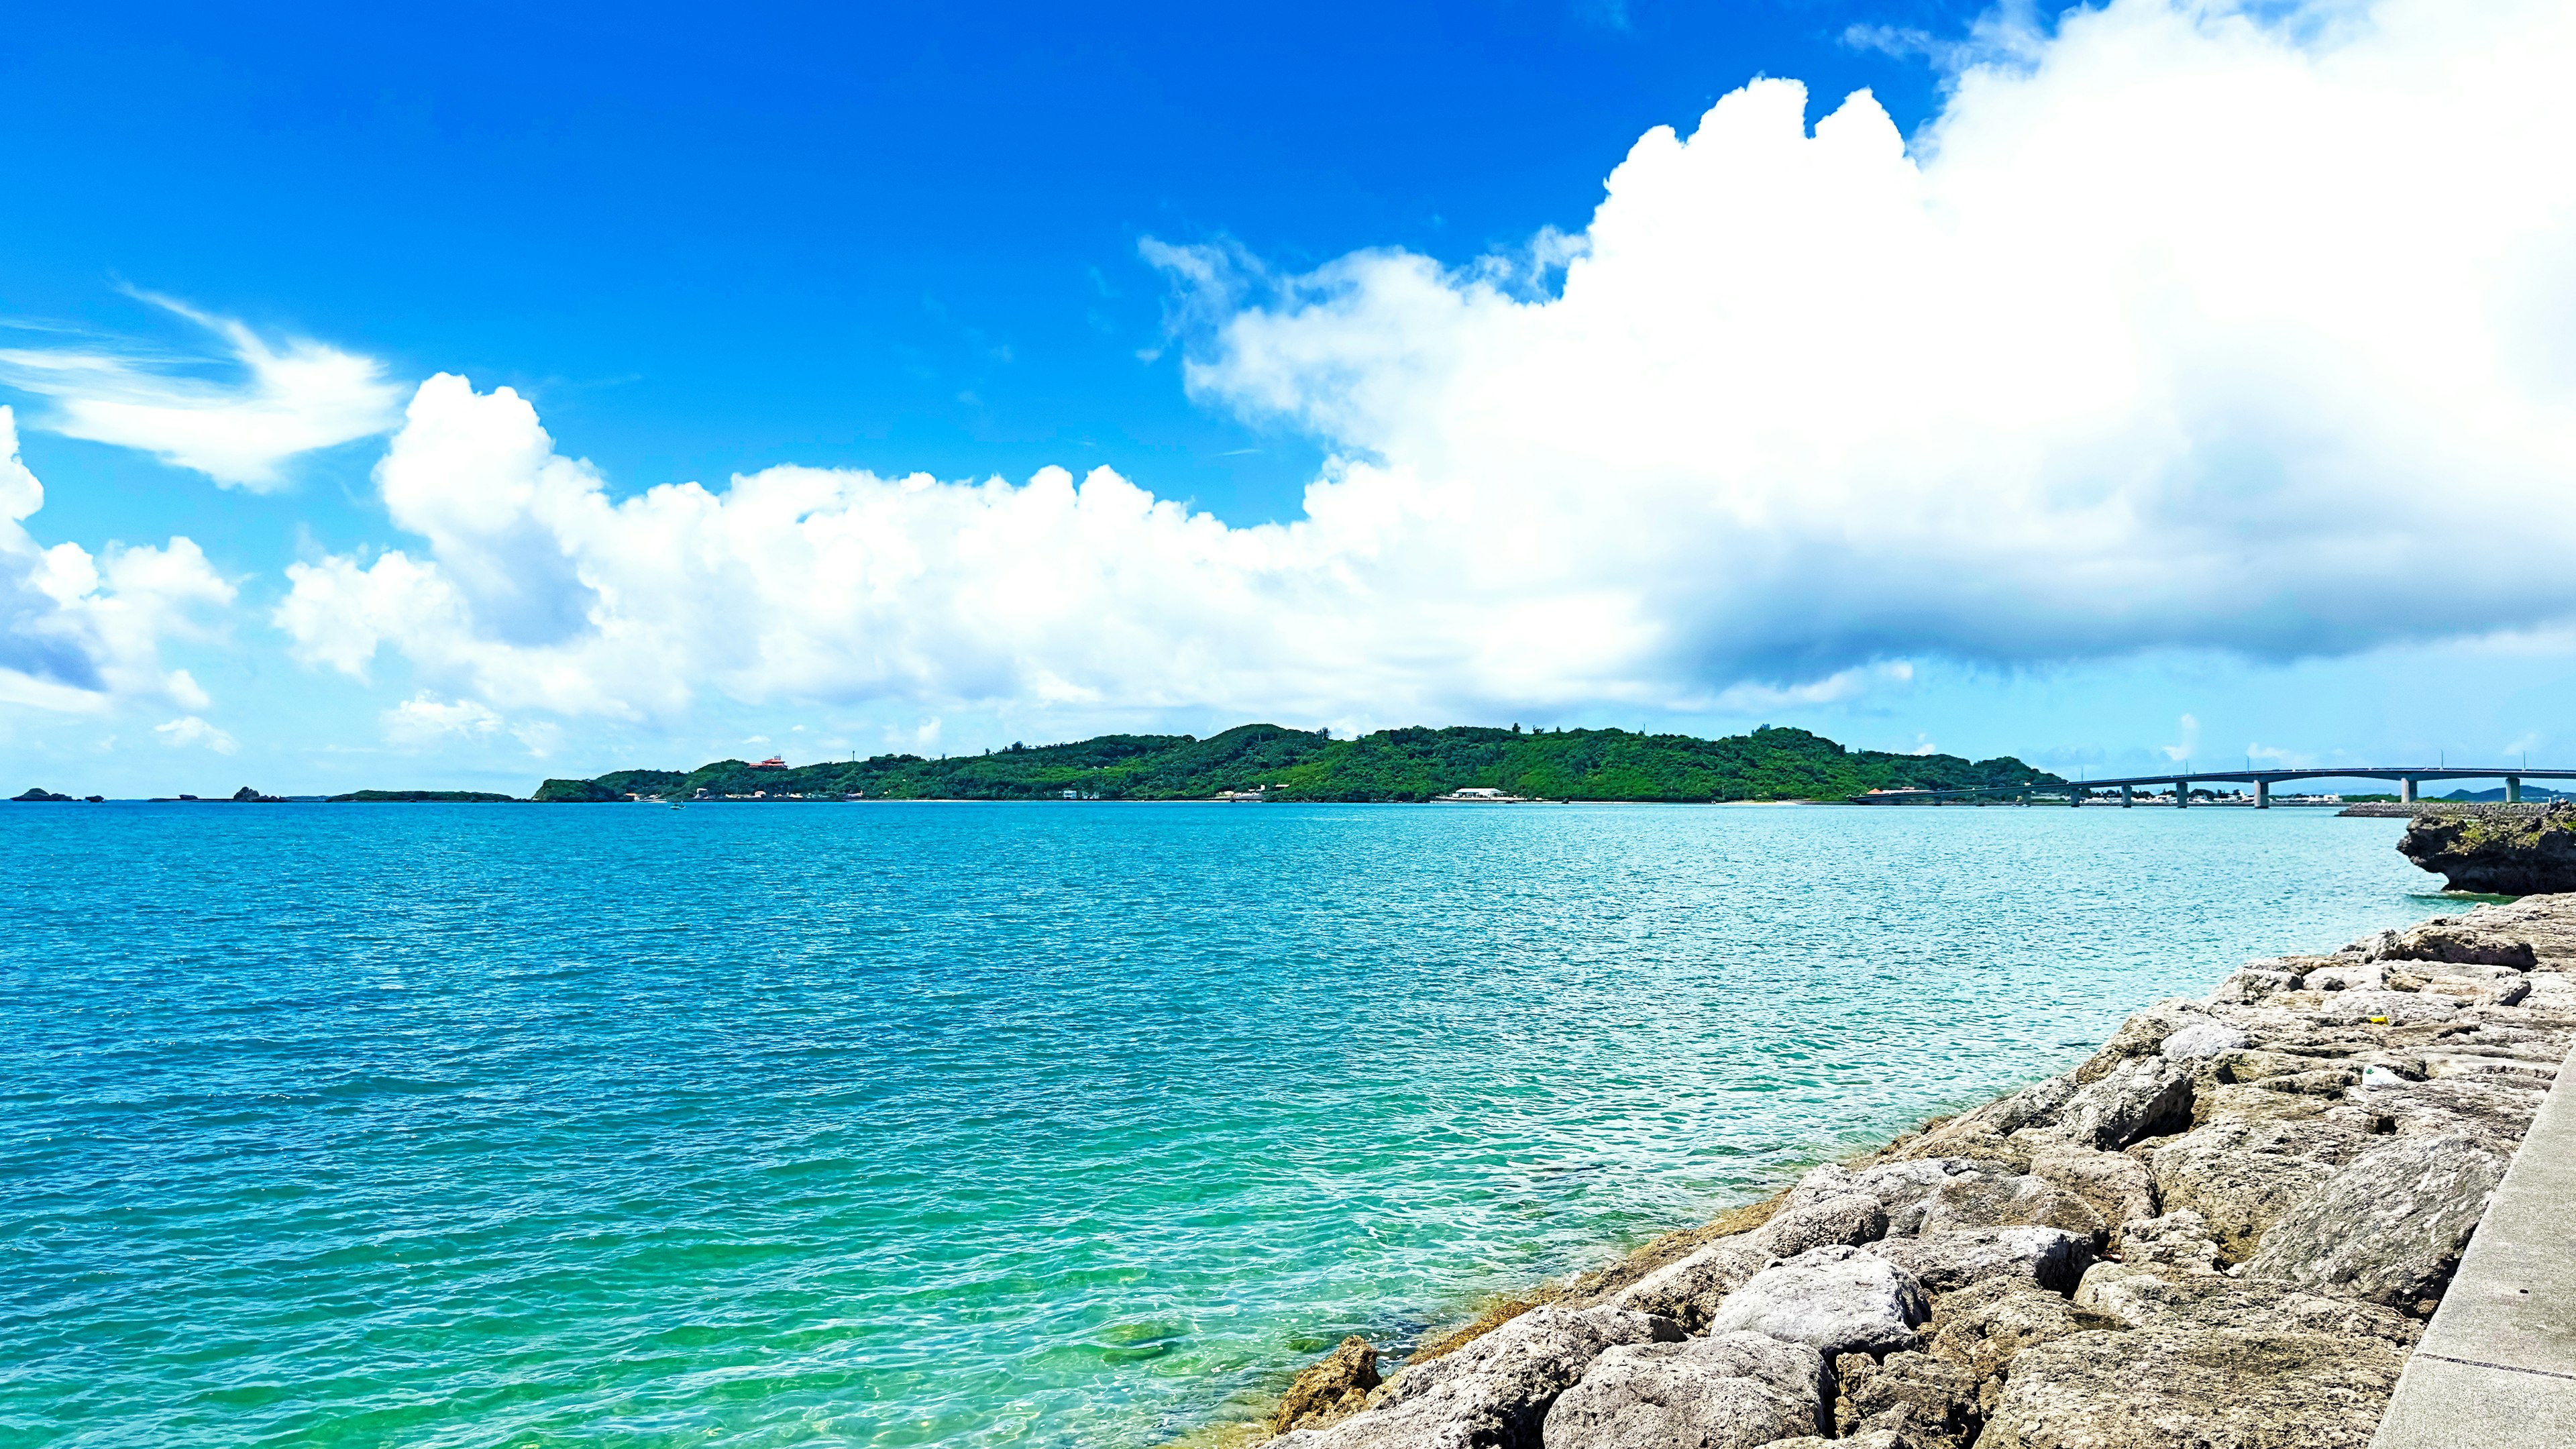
2371;1046;2576;1447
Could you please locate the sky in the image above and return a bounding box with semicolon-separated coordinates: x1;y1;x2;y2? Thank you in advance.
5;0;2576;796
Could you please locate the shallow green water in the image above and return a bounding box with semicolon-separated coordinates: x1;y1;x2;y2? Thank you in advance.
1;803;2445;1446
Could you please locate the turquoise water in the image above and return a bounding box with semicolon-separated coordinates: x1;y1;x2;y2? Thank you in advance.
4;802;2445;1448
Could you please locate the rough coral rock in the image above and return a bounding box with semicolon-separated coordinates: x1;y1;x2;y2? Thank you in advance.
1754;1192;1888;1258
2071;1263;2421;1346
2239;1131;2506;1307
2053;1057;2195;1150
1977;1328;2407;1449
1538;1331;1824;1449
1271;1336;1381;1434
2382;920;2538;968
2398;804;2576;894
2212;966;2304;1004
2157;1020;2248;1059
2146;1117;2365;1265
1705;1246;1930;1357
1788;1158;2093;1242
1924;1279;2102;1383
1862;1226;2088;1296
1611;1237;1772;1332
2022;1146;2155;1248
1278;1304;1680;1449
2109;1211;2222;1273
1832;1348;1980;1446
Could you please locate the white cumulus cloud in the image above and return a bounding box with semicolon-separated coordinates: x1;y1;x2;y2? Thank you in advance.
278;0;2576;728
154;715;239;754
0;406;235;713
0;294;403;490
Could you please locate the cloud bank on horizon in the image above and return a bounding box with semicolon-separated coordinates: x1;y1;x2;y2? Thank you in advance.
11;0;2576;751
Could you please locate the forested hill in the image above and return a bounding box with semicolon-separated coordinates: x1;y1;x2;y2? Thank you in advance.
531;724;2060;803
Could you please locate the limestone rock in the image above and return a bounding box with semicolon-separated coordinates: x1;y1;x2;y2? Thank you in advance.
2110;1211;2221;1273
1706;1246;1931;1357
1788;1158;2097;1243
2072;1262;2420;1346
2054;1057;2194;1150
1752;1434;1909;1449
1862;1226;2088;1295
1538;1331;1824;1449
2073;1000;2214;1083
1977;1328;2405;1448
2146;1118;2365;1265
2212;967;2302;1004
2239;1131;2506;1306
2365;1071;2552;1155
2023;1145;2155;1247
1611;1236;1772;1332
1281;1304;1680;1449
1271;1336;1381;1433
1968;1073;2080;1136
1833;1348;1980;1446
1754;1192;1887;1258
2383;919;2536;968
2301;961;2383;993
1925;1279;2102;1383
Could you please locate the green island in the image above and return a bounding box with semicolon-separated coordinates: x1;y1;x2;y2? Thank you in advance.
519;722;2058;803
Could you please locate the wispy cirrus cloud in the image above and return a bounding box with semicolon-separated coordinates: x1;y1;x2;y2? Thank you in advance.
0;292;404;490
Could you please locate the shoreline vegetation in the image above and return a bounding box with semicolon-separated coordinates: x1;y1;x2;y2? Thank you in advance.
527;724;2059;805
1210;897;2576;1449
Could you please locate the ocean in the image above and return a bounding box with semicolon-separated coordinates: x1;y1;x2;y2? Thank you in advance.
2;802;2447;1447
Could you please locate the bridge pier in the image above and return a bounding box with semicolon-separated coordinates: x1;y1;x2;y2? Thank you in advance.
2176;780;2189;808
2509;775;2524;804
2255;779;2271;809
2402;777;2418;804
2121;784;2133;808
2070;787;2082;808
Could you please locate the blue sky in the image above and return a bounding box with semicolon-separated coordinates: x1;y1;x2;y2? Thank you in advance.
6;0;2576;794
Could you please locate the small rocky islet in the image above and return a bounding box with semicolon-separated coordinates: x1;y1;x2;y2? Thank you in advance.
1252;899;2576;1449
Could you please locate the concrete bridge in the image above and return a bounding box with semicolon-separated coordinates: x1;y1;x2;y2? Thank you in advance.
1864;767;2576;808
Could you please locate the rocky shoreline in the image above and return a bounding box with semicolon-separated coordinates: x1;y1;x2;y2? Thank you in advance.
1246;896;2576;1449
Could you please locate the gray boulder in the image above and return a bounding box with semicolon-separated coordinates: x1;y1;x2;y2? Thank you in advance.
1706;1246;1930;1357
1754;1192;1888;1258
2239;1131;2506;1307
2158;1020;2247;1059
1538;1331;1824;1449
1280;1303;1680;1449
1863;1226;2088;1295
2054;1057;2194;1150
2381;920;2536;967
1978;1328;2406;1448
1611;1236;1773;1332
